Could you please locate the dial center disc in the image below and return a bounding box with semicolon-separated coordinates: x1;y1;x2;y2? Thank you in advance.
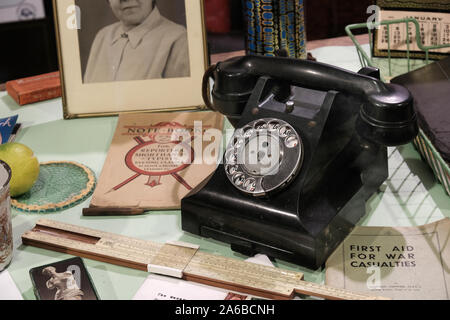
224;118;303;197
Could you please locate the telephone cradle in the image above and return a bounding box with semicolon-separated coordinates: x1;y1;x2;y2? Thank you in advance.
181;55;418;269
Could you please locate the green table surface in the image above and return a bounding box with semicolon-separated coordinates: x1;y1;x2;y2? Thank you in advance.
0;44;449;300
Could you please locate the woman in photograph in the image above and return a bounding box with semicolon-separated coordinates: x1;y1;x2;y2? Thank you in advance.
84;0;190;83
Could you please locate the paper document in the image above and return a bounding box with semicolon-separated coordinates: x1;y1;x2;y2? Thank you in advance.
90;112;224;210
0;270;23;300
326;218;450;300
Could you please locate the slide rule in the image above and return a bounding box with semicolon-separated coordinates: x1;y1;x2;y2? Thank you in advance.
22;219;388;300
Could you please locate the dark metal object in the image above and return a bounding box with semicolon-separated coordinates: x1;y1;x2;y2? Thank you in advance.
182;55;418;269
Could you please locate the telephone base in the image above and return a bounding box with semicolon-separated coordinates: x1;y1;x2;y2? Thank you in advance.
182;184;371;269
181;79;390;269
182;146;387;270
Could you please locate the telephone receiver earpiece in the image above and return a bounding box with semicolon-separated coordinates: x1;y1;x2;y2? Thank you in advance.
203;55;418;146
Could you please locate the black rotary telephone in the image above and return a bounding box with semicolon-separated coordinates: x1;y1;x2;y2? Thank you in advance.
181;55;418;269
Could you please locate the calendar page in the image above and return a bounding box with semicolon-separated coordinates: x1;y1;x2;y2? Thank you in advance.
374;10;450;59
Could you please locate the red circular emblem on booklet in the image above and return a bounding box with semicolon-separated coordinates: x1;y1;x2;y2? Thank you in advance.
113;122;195;192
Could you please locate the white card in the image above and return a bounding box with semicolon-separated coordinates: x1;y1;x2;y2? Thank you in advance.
133;274;228;300
134;254;275;300
0;270;23;300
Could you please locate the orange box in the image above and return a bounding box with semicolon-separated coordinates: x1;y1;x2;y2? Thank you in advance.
6;72;61;106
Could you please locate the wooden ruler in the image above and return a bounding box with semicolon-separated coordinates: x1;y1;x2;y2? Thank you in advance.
22;219;389;300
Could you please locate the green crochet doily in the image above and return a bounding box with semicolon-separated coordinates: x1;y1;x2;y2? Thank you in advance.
11;161;96;213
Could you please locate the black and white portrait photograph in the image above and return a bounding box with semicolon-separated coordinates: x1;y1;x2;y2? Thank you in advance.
53;0;207;118
76;0;191;83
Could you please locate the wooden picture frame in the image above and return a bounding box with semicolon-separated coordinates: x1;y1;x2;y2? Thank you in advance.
52;0;208;119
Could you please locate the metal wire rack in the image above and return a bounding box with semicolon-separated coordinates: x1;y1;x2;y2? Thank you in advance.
346;18;450;81
346;18;450;196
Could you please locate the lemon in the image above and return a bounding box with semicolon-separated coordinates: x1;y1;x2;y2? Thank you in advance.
0;142;39;197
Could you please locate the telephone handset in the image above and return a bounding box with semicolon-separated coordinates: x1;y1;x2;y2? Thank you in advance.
182;55;418;268
204;55;417;146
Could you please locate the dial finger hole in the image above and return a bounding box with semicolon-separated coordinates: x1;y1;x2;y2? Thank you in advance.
233;137;244;148
242;126;254;138
285;135;299;148
279;125;292;138
226;165;239;175
254;120;268;130
244;129;254;138
225;149;237;164
232;173;245;186
268;121;280;131
243;178;256;192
